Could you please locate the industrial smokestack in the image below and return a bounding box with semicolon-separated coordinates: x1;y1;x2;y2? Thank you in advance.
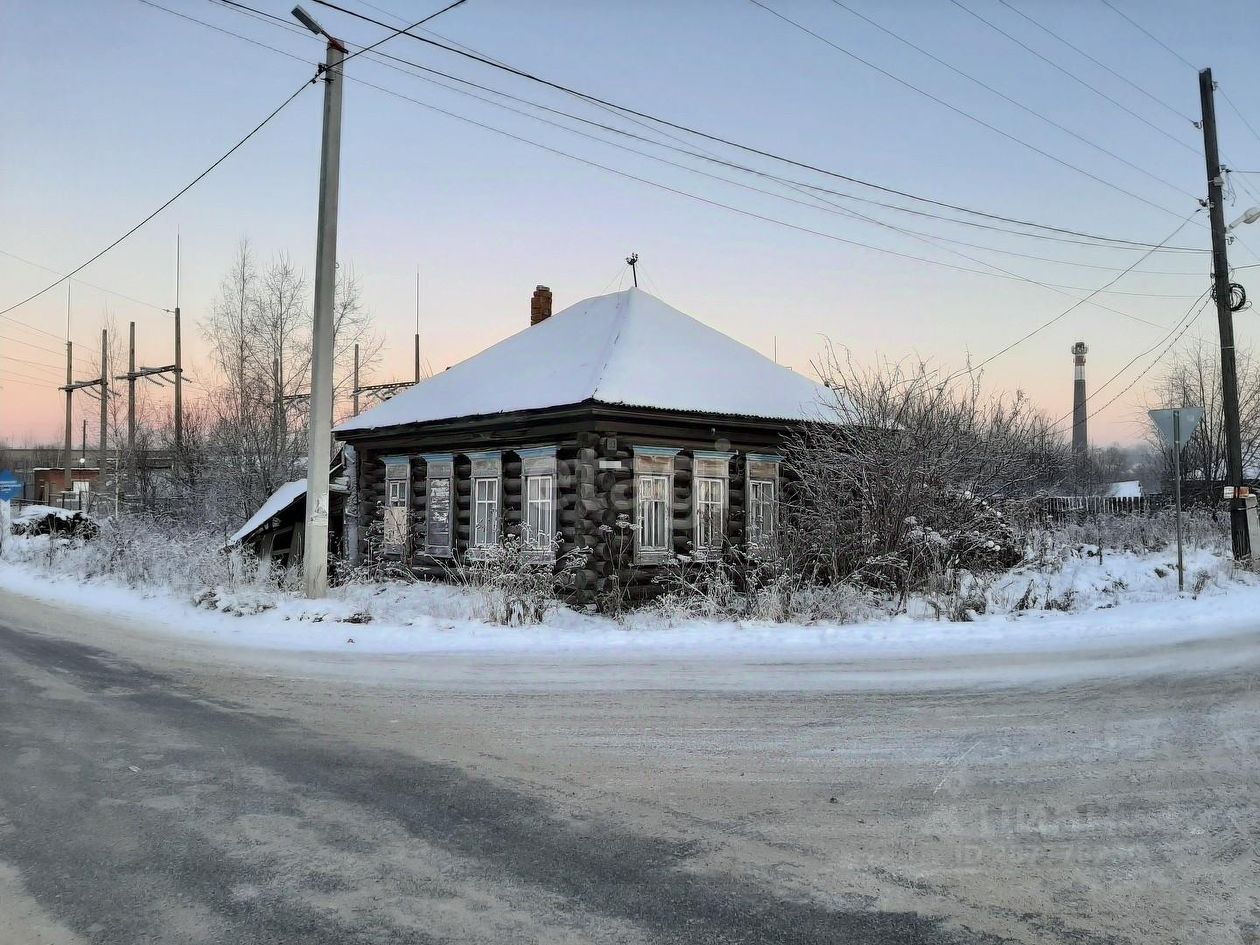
1071;341;1089;457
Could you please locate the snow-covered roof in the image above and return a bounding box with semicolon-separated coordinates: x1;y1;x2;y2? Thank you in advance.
1105;480;1143;499
229;479;306;545
336;288;833;433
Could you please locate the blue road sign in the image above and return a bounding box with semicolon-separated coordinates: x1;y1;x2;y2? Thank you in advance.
0;470;21;501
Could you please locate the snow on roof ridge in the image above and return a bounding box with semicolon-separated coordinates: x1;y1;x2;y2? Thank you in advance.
335;286;832;432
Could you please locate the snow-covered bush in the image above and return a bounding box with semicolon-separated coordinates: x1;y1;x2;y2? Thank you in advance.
447;535;588;627
647;548;882;625
782;350;1064;608
6;510;258;597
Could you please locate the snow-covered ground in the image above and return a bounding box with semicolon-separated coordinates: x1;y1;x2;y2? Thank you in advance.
0;533;1256;660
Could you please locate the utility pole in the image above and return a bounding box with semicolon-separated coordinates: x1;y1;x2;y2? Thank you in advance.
352;343;360;415
414;267;421;382
1199;67;1253;559
626;252;639;287
294;5;347;598
63;340;73;495
127;321;137;455
98;328;108;484
174;232;184;464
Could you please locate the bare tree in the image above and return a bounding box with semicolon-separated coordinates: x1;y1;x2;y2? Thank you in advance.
781;349;1067;606
1143;340;1260;491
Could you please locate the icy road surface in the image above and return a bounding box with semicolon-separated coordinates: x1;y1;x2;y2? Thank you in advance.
0;588;1256;945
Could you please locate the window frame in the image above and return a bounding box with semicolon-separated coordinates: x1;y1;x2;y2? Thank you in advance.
381;455;411;555
745;453;783;555
472;476;501;549
421;453;454;558
632;446;679;564
747;478;777;550
524;473;556;552
693;475;725;558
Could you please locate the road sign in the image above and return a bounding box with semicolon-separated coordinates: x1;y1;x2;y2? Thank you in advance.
1147;408;1206;594
0;470;21;501
1148;407;1205;447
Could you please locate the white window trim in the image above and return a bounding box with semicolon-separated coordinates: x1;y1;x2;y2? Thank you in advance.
692;450;734;561
745;453;783;554
747;478;777;551
694;476;725;559
471;476;501;551
632;447;679;564
519;446;558;557
524;474;556;553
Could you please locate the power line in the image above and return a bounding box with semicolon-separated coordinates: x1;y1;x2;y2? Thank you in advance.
947;0;1200;157
1058;290;1211;431
0;332;67;357
1049;286;1210;430
749;0;1192;218
307;0;1205;252
205;0;1211;261
829;0;1195;200
181;0;1207;327
1097;0;1197;70
337;0;467;67
996;0;1197;126
0;248;172;314
939;210;1202;384
0;71;315;320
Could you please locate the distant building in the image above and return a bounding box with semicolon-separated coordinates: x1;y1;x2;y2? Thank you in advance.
1104;480;1143;499
29;466;100;506
1071;341;1089;457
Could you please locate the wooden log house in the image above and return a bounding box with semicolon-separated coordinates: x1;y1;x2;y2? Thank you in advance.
330;286;832;606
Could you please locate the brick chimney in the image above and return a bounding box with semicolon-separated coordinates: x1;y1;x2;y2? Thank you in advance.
530;285;553;326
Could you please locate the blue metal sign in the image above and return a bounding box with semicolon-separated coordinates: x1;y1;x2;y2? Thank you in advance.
0;470;21;501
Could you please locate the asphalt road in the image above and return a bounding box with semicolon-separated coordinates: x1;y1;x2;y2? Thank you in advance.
0;589;1257;945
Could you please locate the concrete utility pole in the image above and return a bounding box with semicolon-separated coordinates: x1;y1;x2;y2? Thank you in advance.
174;235;184;464
1070;342;1088;458
294;4;347;598
1199;68;1253;559
352;344;360;415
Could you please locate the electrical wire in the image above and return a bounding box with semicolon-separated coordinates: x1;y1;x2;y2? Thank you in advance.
337;0;466;66
1049;286;1210;430
947;0;1200;157
938;210;1202;385
167;0;1210;327
307;0;1206;252
203;0;1212;262
0;72;316;320
0;248;172;314
749;0;1192;218
828;0;1194;201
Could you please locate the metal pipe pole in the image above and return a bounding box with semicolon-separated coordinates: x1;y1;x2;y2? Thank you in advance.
98;328;108;486
1199;68;1251;559
1174;409;1185;593
127;321;136;455
174;306;183;463
63;341;73;494
303;39;345;598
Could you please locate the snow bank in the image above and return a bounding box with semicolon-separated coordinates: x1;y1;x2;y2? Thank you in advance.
1;536;1257;660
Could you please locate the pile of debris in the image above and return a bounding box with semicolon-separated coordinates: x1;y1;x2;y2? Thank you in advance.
7;504;98;539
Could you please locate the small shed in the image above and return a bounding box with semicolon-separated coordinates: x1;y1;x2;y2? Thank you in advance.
229;453;349;572
334;286;836;605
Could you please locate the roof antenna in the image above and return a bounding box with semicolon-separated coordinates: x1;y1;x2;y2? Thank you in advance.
625;253;639;288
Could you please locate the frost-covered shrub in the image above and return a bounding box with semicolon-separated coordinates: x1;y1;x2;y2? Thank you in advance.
7;510;258;597
1051;508;1228;555
449;534;587;626
647;548;883;625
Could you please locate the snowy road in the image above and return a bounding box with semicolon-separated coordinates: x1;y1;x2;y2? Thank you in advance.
0;590;1257;944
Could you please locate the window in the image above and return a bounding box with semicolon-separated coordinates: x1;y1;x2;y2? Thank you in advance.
633;447;679;563
473;477;500;548
421;454;454;557
745;453;783;555
382;456;410;554
747;478;776;549
692;450;734;560
524;475;555;551
695;477;725;556
637;474;671;555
